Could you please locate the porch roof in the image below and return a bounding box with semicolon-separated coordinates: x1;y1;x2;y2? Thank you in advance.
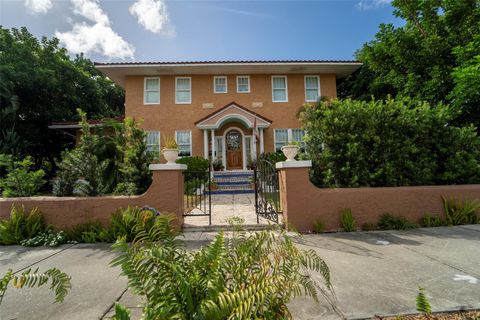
195;102;272;130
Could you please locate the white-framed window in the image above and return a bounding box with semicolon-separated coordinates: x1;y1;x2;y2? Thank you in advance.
272;76;288;102
236;76;250;93
145;131;160;159
144;77;160;104
214;76;227;93
175;130;192;157
305;75;320;102
274;128;305;152
175;77;191;104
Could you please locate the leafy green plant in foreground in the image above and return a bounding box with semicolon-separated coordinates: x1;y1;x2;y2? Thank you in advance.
0;206;48;245
340;208;356;232
0;267;71;305
442;196;479;226
416;286;432;315
112;214;332;319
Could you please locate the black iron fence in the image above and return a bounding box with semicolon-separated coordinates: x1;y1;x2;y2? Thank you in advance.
183;166;212;225
254;158;281;223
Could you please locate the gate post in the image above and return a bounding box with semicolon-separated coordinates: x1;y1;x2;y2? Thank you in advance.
275;160;312;230
147;164;187;227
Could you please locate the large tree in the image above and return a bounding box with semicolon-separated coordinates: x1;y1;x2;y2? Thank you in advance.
0;27;124;170
338;0;480;127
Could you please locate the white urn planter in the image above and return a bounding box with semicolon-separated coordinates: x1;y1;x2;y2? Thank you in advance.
162;148;179;164
281;145;299;161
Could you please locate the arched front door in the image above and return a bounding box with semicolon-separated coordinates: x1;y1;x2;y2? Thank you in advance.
226;130;243;170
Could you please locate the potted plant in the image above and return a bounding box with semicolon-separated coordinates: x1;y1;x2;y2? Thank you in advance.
208;181;218;191
281;141;300;161
212;159;224;171
162;136;179;164
246;156;256;170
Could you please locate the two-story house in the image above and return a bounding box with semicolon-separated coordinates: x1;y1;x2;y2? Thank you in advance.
95;60;361;170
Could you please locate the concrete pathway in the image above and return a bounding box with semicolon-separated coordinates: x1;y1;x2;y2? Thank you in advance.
1;225;479;320
183;193;281;227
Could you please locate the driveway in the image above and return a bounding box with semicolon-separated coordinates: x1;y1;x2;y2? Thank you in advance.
1;225;479;320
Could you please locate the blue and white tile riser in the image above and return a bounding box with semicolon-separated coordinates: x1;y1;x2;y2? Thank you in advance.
210;170;255;195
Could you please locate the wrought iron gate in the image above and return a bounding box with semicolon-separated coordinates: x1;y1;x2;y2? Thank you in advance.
254;158;281;223
183;166;212;225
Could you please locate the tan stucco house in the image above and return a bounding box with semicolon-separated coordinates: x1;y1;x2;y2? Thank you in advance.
95;60;360;170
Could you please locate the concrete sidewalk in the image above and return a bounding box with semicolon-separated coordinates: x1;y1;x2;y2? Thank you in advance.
1;225;479;320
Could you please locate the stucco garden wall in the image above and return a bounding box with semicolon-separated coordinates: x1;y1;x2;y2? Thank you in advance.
277;161;480;232
0;164;185;229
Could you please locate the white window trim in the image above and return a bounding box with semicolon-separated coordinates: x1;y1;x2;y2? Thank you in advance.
213;76;228;94
236;75;250;93
175;130;192;157
304;75;321;102
175;77;192;104
271;75;288;102
144;77;160;105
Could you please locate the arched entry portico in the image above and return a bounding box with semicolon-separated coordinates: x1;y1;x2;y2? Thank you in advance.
195;102;272;170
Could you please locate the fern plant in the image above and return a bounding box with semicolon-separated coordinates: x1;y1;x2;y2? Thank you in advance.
421;213;446;228
0;267;71;305
0;206;48;245
442;196;479;225
111;214;332;319
416;286;432;315
340;208;356;232
378;213;418;230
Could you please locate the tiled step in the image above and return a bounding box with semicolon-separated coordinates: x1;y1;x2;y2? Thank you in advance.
216;181;251;186
208;189;255;195
211;170;255;195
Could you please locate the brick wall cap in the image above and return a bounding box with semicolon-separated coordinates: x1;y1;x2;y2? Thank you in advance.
276;160;312;169
149;164;187;171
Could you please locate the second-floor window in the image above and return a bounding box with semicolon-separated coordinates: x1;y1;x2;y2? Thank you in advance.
236;76;250;93
144;77;160;104
175;77;191;104
272;76;288;102
175;130;192;157
214;76;227;93
305;76;320;102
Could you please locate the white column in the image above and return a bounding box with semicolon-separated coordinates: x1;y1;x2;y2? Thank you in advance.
203;130;208;160
259;128;264;154
211;129;216;160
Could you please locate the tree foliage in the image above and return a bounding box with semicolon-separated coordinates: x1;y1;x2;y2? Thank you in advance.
111;216;332;319
0;154;45;197
0;26;124;167
301;98;480;187
339;0;480;128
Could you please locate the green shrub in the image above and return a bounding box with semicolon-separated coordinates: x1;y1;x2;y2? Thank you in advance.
100;206;156;242
113;117;152;195
313;219;325;233
361;223;377;231
176;156;209;181
0;154;45;197
64;221;105;243
0;206;48;245
421;213;446;228
300;98;480;187
340;208;356;232
0;267;71;305
378;213;418;230
184;178;203;195
260;152;287;164
111;215;331;319
442;196;479;225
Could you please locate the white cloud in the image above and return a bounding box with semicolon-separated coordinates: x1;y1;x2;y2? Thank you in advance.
55;0;134;60
24;0;52;14
357;0;391;11
129;0;175;36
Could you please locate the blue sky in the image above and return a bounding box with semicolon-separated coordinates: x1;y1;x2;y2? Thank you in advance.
0;0;403;62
